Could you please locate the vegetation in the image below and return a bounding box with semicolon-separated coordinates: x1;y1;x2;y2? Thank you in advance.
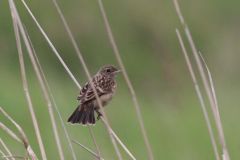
0;0;240;159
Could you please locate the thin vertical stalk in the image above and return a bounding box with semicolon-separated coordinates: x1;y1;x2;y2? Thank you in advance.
0;150;9;160
50;0;122;159
0;138;14;160
21;0;81;90
0;107;38;160
24;25;77;160
8;1;46;159
9;1;64;159
87;125;102;160
176;29;220;160
100;117;136;160
20;1;131;159
97;1;154;160
174;0;229;159
198;52;220;118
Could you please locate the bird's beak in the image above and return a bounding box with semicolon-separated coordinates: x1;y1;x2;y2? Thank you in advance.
116;70;122;73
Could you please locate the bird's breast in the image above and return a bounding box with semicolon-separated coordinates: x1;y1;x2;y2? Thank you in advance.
94;92;115;110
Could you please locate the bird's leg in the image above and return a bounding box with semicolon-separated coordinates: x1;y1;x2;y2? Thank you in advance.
95;109;102;120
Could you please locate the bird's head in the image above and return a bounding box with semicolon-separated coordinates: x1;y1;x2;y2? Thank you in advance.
98;65;121;79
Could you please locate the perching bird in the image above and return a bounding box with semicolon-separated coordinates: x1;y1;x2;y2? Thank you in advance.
67;65;121;125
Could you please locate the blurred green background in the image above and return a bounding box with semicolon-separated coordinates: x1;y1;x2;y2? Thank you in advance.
1;0;240;159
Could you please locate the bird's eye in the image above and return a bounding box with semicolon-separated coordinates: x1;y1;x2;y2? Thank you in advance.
106;69;110;72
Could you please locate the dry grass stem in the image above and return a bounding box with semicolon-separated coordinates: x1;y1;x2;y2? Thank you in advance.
26;146;38;160
24;24;77;160
51;0;122;159
8;1;46;159
176;29;220;160
100;117;136;160
97;0;154;159
0;138;14;160
21;4;99;159
0;107;38;160
174;0;230;159
3;156;29;159
198;52;220;117
21;0;81;90
71;140;105;160
20;0;133;159
87;125;102;160
10;1;65;159
54;0;110;158
0;150;9;160
0;123;23;145
0;122;24;145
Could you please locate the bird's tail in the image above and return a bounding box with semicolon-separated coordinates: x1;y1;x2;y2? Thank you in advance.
67;104;95;125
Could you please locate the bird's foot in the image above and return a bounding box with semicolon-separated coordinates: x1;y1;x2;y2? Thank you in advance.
96;110;102;120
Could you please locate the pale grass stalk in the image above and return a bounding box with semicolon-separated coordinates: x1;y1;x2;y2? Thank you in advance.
0;139;14;160
0;122;28;159
51;0;125;159
10;1;65;159
100;117;136;160
26;146;38;160
24;24;77;160
8;1;46;159
176;29;220;160
20;0;130;159
3;156;28;160
71;140;104;160
97;0;154;160
0;123;23;145
198;52;220;117
199;51;227;158
87;125;102;160
21;0;80;90
223;155;227;160
0;150;9;160
0;107;38;160
23;0;101;158
173;0;229;159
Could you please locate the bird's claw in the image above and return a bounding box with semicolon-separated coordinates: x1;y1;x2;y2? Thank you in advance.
96;110;102;120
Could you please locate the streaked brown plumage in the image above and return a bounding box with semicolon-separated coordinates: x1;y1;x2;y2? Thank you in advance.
67;65;121;125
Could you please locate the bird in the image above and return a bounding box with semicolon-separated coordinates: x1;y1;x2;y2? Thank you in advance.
67;65;121;125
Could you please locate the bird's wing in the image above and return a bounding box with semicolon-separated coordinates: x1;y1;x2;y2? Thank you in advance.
77;76;112;103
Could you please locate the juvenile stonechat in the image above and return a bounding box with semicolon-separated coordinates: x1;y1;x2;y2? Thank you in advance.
67;65;121;125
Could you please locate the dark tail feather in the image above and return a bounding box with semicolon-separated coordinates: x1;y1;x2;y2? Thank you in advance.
67;104;96;125
82;109;90;125
88;106;95;124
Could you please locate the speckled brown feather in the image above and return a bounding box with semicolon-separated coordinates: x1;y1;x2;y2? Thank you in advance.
77;75;116;104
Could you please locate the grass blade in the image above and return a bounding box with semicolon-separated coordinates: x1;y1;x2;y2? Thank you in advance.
97;1;153;159
0;123;23;145
0;138;14;160
198;52;220;117
176;29;220;160
174;0;230;159
0;107;38;160
71;140;104;160
24;24;76;160
8;1;46;159
0;150;9;160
